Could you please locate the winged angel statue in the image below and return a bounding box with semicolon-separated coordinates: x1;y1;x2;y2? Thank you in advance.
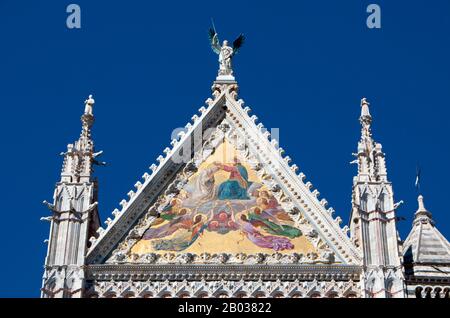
209;28;245;77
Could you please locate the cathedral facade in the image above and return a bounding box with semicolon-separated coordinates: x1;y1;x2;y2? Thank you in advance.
40;44;450;298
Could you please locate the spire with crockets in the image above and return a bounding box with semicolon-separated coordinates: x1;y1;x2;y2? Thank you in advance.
354;97;387;182
350;97;406;298
41;95;102;298
59;95;105;184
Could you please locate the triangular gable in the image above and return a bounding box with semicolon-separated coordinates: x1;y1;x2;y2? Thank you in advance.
86;81;361;265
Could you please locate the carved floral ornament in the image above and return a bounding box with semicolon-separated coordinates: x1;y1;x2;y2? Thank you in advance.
86;278;361;298
107;120;336;265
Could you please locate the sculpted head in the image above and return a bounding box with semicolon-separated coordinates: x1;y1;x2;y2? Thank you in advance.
223;40;229;46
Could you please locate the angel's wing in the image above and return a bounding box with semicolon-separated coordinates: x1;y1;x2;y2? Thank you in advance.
232;34;245;55
208;28;221;54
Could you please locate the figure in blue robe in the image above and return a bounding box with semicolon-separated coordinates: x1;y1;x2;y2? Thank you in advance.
217;160;251;200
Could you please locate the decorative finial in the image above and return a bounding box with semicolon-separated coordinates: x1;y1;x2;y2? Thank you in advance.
417;195;426;212
208;26;245;81
84;94;95;116
360;97;372;118
414;194;433;224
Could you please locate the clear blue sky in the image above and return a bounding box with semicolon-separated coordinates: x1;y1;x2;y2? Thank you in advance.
0;0;449;297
